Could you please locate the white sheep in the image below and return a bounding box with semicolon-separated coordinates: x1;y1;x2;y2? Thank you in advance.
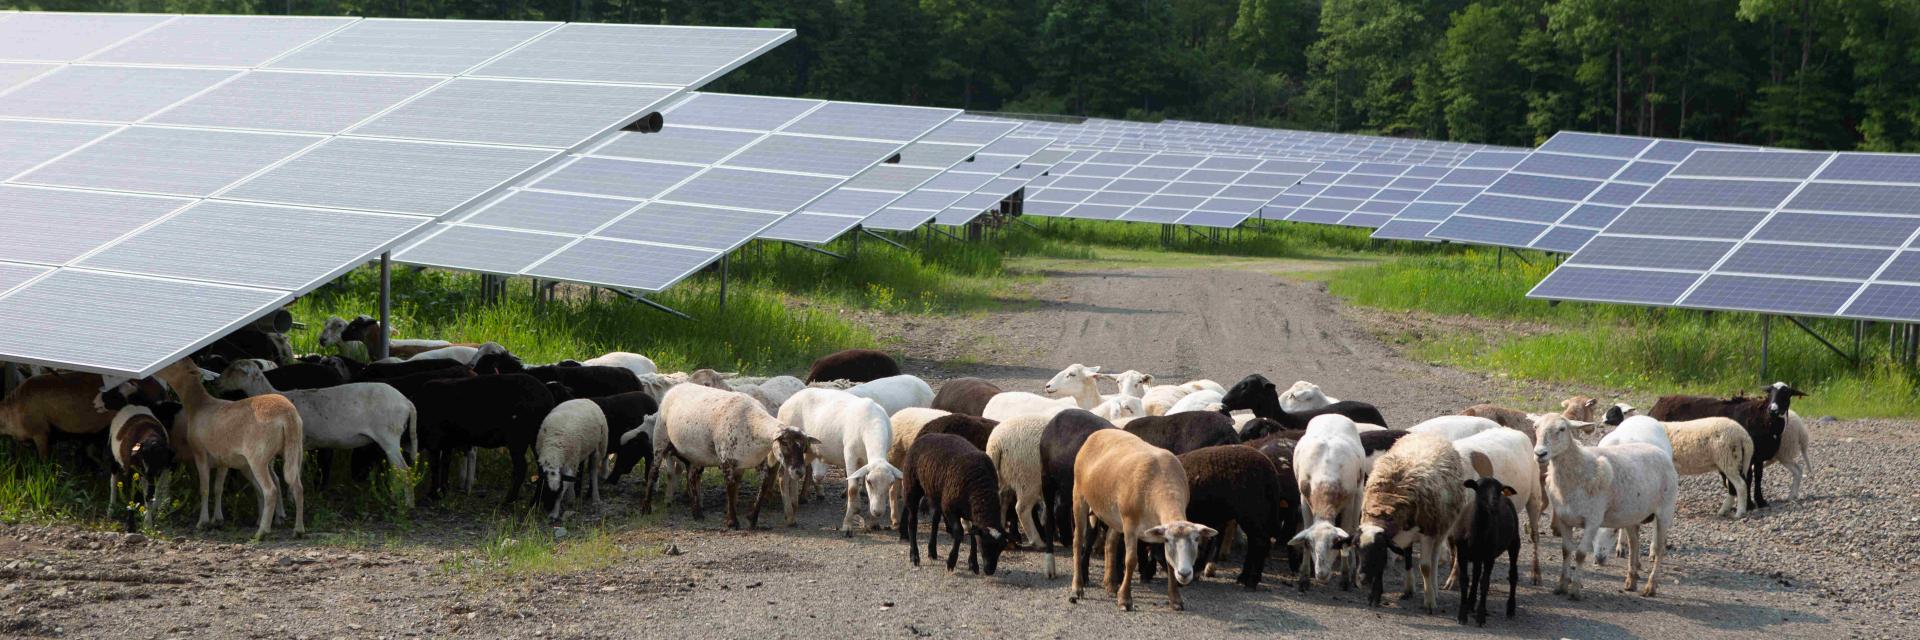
407;344;479;363
779;388;902;534
1593;416;1676;565
983;392;1138;423
1041;363;1106;408
1165;389;1224;415
1181;380;1227;396
1291;413;1368;589
845;374;935;417
580;351;657;378
1534;415;1677;599
1103;370;1154;400
649;383;818;528
1408;415;1503;441
214;360;418;505
1664;416;1754;518
728;375;808;414
984;413;1052;551
1140;384;1192;416
1450;428;1544;585
537;399;608;522
1281;380;1339;413
887;407;952;526
1771;410;1813;501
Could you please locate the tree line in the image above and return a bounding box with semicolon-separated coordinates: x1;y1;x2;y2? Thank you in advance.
21;0;1920;150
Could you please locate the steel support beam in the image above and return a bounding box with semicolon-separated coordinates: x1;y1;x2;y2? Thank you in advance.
376;252;392;361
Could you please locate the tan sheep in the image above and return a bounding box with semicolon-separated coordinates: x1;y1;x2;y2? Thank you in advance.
154;358;305;540
887;407;952;526
0;372;115;456
1663;417;1754;518
1067;429;1216;611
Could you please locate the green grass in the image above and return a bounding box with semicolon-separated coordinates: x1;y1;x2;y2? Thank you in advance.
1327;249;1920;418
1015;218;1455;258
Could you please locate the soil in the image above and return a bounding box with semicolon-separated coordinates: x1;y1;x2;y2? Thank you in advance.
5;264;1914;639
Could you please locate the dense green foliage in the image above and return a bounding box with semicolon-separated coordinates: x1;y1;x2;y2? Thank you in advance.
23;0;1920;149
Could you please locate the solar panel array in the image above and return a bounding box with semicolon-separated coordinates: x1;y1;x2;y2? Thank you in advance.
0;12;791;376
1369;151;1531;241
758;118;1009;242
934;146;1071;226
861;120;1023;231
398;93;957;291
1426;132;1746;252
1264;161;1451;228
1005;117;1510;166
1022;151;1320;228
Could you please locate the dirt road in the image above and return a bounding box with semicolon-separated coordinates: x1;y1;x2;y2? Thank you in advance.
5;264;1911;639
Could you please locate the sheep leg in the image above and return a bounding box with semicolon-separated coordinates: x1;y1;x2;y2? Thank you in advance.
1731;467;1748;518
212;467;230;525
505;446;529;504
841;478;860;536
1478;556;1497;625
283;445;305;537
1068;496;1092;602
1206;520;1237;578
315;449;334;491
1455;555;1473;625
378;437;412;508
1042;491;1059;580
1623;523;1641;592
926;499;942;561
1240;526;1270;591
1505;541;1519;618
944;513;964;572
1015;490;1041;551
684;464;704;520
1527;499;1542;585
1138;542;1157;583
1402;545;1417;599
1102;530;1124;596
1551;516;1571;596
1567;521;1595;601
1786;459;1804;501
1749;461;1767;509
146;472;167;532
1419;537;1439;614
905;485;922;566
1642;511;1668;597
1119;530;1140;612
194;461;212;530
247;458;279;540
720;461;741;530
967;529;981;575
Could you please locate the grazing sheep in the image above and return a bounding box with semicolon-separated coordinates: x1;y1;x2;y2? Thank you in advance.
107;406;174;532
536;399;608;522
412;373;554;501
1291;414;1368;591
217;360;418;501
1122;412;1238;455
727;375;807;413
1771;410;1813;501
984;414;1053;549
1165;389;1224;415
781;388;903;534
152;359;305;539
1180;445;1289;590
932;377;1001;417
900;433;1008;575
919;414;998;452
589;391;660;485
1408;415;1502;441
846;374;935;417
1448;428;1543;585
1280;381;1339;413
1649;382;1804;509
1533;415;1677;599
1221;374;1388;429
1;371;118;456
1067;429;1217;611
580;351;658;378
805;349;900;384
649;384;817;529
1039;409;1118;579
1356;432;1471;613
1453;454;1522;626
886;407;952;526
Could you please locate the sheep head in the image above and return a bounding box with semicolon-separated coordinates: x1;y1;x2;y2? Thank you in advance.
770;427;820;525
317;316;349;347
1042;364;1100;399
970;524;1008;576
539;465;577;521
1355;519;1401;607
1532;414;1580;464
1142;520;1216;586
847;461;903;525
1289;519;1350;584
1603;403;1638;426
1765;382;1806;417
1220;374;1276;414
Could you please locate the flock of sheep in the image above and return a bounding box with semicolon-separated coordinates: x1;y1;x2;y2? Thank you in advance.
0;314;1820;625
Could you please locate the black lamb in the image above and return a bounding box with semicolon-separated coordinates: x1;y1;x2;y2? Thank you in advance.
1122;411;1238;454
1219;374;1387;428
1179;444;1291;590
900;433;1008;575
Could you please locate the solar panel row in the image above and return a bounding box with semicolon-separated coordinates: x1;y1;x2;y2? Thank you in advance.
1022;150;1319;228
759;118;1014;243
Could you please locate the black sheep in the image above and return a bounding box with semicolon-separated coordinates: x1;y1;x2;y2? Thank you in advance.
1359;429;1410;456
1122;411;1238;454
805;348;900;384
899;433;1008;575
931;377;1002;417
1237;417;1303;443
524;365;639;399
1649;382;1805;509
1037;409;1117;576
918;414;998;452
412;373;555;501
592;391;660;484
1179;445;1290;590
263;359;353;391
1453;453;1521;626
1242;433;1305;573
1219;374;1388;428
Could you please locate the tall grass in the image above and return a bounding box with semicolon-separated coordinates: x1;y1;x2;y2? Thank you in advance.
1328;249;1920;418
1017;218;1457;258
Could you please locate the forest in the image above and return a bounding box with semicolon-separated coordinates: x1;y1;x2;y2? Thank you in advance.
15;0;1920;151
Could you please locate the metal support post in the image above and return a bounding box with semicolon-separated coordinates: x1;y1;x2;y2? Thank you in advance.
1760;315;1772;382
376;252;392;361
718;255;729;315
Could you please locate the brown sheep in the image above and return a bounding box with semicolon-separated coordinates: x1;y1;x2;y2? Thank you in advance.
919;414;998;452
804;349;899;384
1068;429;1217;612
932;377;1002;417
153;358;305;540
0;372;117;456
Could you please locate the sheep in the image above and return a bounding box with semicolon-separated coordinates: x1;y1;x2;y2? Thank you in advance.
1355;432;1471;612
1179;445;1289;590
1237;417;1302;443
886;408;952;472
353;357;467;382
805;348;900;384
1453;454;1521;626
516;362;642;400
1164;389;1223;415
1121;411;1238;455
1649;382;1805;509
1;371;119;456
899;433;1008;575
648;383;817;528
152;358;304;539
1241;433;1304;573
919;414;998;452
1592;415;1676;565
412;373;554;501
1459;404;1531;433
727;375;807;413
983;391;1137;423
1603;402;1639;426
1067;429;1218;611
633;371;693;403
1280;381;1338;413
1041;363;1109;408
107;406;174;532
1221;374;1388;429
318;316;455;361
535;399;608;522
984;413;1052;548
256;359;353;392
1408;415;1502;441
1772;410;1812;501
1660;416;1755;518
1448;428;1543;585
686;368;734;390
579;351;657;378
214;360;417;503
1290;414;1368;591
1533;414;1677;599
780;388;903;534
589;391;660;485
1141;384;1193;417
408;344;480;363
845;374;935;417
931;377;1001;417
1105;370;1155;400
1561;396;1599;422
1038;409;1118;579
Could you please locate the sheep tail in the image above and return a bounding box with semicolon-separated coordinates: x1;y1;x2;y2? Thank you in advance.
405;404;419;464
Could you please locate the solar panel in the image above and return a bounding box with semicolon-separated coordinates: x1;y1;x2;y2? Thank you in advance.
0;13;798;377
1370;151;1531;241
525;238;719;292
531;157;703;200
1026;149;1315;228
834;120;1019;232
1267;160;1431;227
0;269;288;374
1531;149;1920;322
1429;132;1746;252
393;225;576;276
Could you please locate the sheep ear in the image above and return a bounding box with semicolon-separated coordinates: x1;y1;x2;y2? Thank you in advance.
1288;530;1311;547
1332;527;1350;542
1141;374;1154;384
1463;479;1478;490
1141;525;1169;543
804;435;822;445
847;465;869;482
1196;525;1218;541
1500;486;1516;497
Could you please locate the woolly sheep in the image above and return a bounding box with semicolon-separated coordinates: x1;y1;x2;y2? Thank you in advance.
1593;416;1677;566
983;391;1137;423
1408;415;1503;441
1356;432;1471;613
780;388;903;534
805;349;899;384
729;375;808;413
1534;415;1677;599
846;374;935;417
1140;384;1193;416
1165;389;1224;415
1291;414;1368;591
1771;410;1812;501
1662;416;1755;518
536;399;608;522
1648;382;1805;509
931;377;1001;417
650;384;818;529
580;351;658;378
900;433;1008;576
